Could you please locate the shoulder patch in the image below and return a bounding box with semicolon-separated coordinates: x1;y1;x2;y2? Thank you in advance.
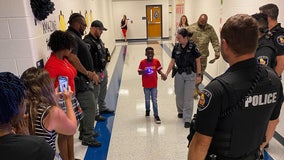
276;35;284;46
256;56;269;66
197;89;212;111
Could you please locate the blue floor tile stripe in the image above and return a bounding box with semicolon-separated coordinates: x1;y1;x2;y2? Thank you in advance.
264;150;274;160
160;43;172;57
84;46;127;160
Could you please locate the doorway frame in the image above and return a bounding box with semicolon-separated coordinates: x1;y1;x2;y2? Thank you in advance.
146;4;163;40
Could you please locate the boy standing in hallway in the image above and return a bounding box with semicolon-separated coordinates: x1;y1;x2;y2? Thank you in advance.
138;47;167;124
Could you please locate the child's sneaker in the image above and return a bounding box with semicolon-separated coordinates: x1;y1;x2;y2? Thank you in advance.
154;116;161;124
145;110;150;116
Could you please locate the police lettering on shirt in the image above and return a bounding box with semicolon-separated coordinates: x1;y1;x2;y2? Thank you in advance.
197;90;278;111
245;92;277;107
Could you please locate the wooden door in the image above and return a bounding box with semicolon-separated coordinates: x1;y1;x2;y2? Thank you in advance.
146;5;162;39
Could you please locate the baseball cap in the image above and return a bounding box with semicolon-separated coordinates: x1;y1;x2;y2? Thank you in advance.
91;20;107;31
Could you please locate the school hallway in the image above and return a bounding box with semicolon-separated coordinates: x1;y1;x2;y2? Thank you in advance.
73;40;284;160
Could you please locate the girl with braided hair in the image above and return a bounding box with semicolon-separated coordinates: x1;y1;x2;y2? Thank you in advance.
0;72;55;160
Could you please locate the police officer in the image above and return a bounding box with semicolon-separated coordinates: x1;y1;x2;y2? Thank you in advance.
252;13;277;68
164;28;201;128
259;3;284;77
188;14;283;160
84;20;114;121
188;14;220;99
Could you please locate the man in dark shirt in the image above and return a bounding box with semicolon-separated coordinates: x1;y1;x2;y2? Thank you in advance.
66;13;101;147
260;3;284;77
84;20;114;122
252;13;277;68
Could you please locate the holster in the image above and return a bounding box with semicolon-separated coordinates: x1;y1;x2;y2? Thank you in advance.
172;66;178;78
187;114;197;146
74;75;90;93
106;48;111;62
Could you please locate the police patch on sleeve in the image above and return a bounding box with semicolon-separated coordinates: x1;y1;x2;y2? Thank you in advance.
276;35;284;46
256;56;269;66
197;89;212;111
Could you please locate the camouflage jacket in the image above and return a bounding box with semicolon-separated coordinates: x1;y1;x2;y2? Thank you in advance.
188;23;220;58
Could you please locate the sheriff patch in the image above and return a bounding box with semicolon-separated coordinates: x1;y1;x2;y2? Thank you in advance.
197;89;212;111
276;35;284;46
256;56;269;66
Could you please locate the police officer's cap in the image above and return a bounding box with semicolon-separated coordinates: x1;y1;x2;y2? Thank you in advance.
91;20;107;31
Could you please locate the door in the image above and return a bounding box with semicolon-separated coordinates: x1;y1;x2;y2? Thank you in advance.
146;5;162;39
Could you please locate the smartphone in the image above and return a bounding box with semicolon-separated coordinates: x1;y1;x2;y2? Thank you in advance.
58;76;68;92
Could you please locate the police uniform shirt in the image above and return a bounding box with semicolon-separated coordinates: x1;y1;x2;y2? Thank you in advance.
66;27;94;74
255;35;276;68
271;23;284;56
171;42;201;69
194;58;283;156
84;34;107;72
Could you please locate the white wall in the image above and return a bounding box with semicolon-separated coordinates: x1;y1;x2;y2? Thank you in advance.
0;0;34;75
0;0;115;76
112;0;170;40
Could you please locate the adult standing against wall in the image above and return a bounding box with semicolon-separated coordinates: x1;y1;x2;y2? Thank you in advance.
84;20;114;120
164;28;201;128
66;13;101;147
188;14;283;160
188;14;220;99
44;30;84;160
259;3;284;77
121;15;128;42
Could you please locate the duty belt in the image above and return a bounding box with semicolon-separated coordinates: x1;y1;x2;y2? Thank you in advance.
177;67;192;74
207;149;260;160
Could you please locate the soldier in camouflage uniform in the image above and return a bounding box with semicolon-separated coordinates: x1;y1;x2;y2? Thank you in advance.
188;14;220;99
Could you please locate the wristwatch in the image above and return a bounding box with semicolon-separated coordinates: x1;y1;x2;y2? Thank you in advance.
197;73;202;77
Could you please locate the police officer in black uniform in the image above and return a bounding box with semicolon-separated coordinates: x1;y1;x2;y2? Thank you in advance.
252;13;277;68
164;28;201;128
84;20;114;121
188;14;283;160
259;3;284;77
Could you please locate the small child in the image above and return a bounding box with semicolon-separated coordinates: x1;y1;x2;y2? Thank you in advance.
138;47;166;124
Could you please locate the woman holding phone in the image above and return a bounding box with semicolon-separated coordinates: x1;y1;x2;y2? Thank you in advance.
21;67;77;160
44;30;83;160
